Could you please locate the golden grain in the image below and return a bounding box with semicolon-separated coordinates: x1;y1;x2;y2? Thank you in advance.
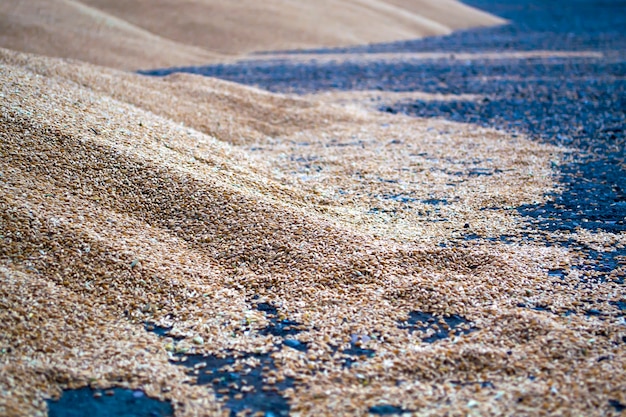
0;48;624;417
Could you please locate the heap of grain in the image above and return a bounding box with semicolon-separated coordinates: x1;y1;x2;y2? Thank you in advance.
0;49;624;416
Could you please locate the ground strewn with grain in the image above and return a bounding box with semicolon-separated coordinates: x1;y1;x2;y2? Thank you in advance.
1;1;625;416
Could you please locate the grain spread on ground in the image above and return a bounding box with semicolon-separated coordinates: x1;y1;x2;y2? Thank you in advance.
1;47;624;416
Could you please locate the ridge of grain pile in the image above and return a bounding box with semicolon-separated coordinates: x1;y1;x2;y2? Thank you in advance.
0;0;505;70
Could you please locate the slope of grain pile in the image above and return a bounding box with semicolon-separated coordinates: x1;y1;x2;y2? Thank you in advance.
1;48;624;416
0;0;504;70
